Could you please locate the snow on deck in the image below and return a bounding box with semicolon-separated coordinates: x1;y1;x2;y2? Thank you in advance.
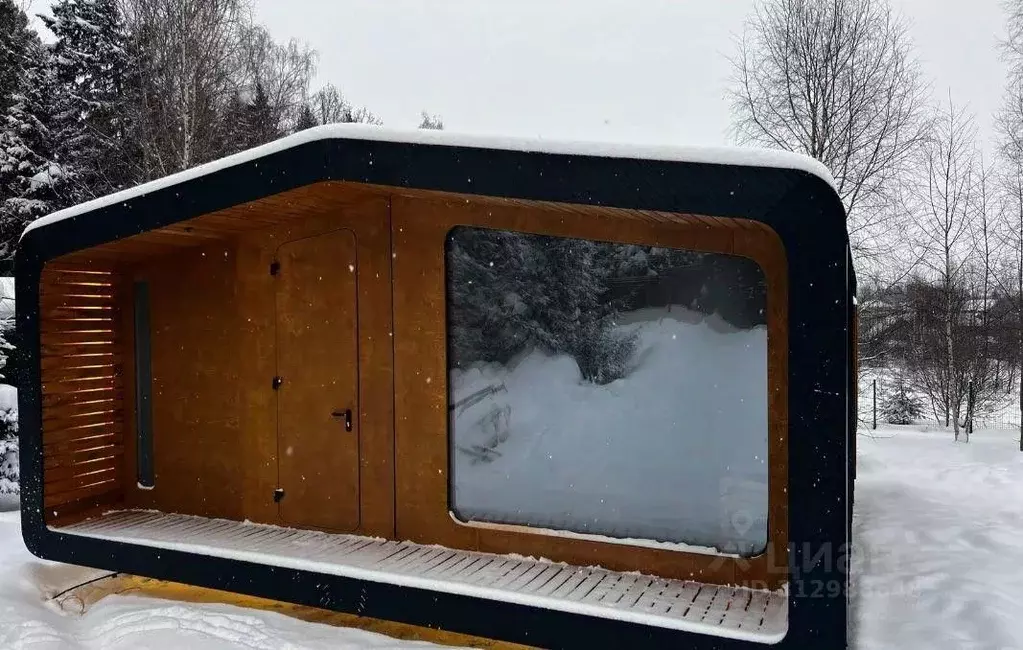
56;510;787;643
23;123;836;236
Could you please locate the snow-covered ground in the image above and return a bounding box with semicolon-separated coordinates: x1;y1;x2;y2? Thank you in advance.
852;426;1023;649
451;309;769;556
3;410;1022;647
0;511;440;649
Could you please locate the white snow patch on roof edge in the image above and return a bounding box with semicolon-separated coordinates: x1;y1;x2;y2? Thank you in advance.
24;124;836;236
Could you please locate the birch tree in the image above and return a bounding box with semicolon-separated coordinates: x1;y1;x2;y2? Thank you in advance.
998;159;1023;450
730;0;929;260
311;83;381;126
120;0;247;177
236;24;317;133
961;156;1010;440
909;98;976;440
998;0;1023;450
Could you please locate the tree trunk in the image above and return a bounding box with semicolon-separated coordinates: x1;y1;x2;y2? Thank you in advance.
1018;194;1023;452
946;253;959;441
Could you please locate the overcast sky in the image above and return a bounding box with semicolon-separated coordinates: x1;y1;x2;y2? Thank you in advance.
247;0;1009;153
32;0;1009;152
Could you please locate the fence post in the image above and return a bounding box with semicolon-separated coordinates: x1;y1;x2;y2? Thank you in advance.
967;380;974;437
872;379;877;430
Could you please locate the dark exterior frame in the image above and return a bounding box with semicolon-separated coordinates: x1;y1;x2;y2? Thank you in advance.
17;135;854;650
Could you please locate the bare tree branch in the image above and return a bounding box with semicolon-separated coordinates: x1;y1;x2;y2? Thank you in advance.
729;0;930;260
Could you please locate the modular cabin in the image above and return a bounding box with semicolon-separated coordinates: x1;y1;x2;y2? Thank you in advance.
17;126;855;649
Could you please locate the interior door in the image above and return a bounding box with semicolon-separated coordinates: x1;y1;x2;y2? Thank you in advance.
275;228;360;532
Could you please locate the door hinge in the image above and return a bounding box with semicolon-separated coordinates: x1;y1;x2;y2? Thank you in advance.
270;260;280;276
272;376;283;390
273;488;285;503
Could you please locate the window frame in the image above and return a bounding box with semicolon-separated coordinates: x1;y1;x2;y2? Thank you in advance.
391;190;790;590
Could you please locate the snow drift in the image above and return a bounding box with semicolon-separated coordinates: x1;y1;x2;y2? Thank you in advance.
450;308;769;556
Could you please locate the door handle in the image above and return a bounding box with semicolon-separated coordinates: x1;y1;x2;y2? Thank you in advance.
332;408;353;432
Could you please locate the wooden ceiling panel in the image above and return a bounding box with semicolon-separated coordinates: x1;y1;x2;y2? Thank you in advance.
50;179;774;267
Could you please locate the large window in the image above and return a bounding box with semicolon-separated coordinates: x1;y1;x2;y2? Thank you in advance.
446;227;769;557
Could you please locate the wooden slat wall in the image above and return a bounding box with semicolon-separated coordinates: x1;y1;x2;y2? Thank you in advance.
122;242;246;521
40;265;126;519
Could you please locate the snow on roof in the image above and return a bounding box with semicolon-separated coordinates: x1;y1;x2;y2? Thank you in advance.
23;124;836;236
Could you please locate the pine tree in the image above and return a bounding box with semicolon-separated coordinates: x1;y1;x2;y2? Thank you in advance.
218;91;250;156
447;227;533;368
0;0;33;495
0;404;17;495
294;103;318;132
0;1;34;114
533;237;634;383
0;295;15;496
42;0;133;204
0;22;58;258
215;84;280;156
883;376;925;425
448;229;636;384
244;82;279;148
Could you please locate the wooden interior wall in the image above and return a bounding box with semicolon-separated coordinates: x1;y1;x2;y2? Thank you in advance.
107;188;394;538
40;264;127;522
230;198;394;537
390;193;790;590
121;242;247;519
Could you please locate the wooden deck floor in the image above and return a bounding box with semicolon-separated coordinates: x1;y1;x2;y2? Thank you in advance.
58;510;787;644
